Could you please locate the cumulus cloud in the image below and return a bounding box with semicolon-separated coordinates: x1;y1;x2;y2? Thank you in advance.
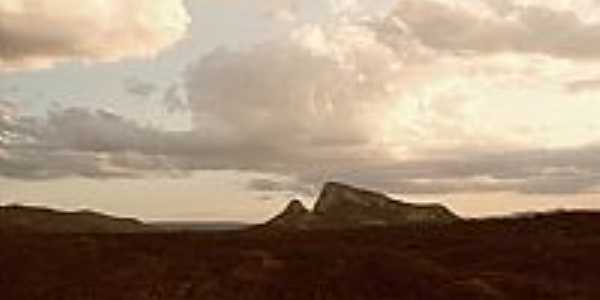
184;21;401;156
0;0;190;71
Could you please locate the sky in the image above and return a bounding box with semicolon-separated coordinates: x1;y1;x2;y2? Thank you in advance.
2;0;600;222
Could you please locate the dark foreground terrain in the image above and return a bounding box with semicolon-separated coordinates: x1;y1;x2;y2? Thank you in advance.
2;211;600;300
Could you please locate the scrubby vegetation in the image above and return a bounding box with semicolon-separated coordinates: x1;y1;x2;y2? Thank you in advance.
2;211;600;299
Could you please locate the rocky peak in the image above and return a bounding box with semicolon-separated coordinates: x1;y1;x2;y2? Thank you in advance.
264;182;460;230
314;182;398;214
265;199;311;228
283;199;309;215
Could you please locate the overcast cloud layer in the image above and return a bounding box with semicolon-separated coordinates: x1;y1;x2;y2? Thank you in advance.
0;0;190;71
4;0;600;198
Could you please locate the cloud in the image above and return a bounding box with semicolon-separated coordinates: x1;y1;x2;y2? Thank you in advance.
3;16;407;182
162;84;188;114
378;0;600;60
4;100;600;195
0;106;174;179
247;178;314;196
321;146;600;195
5;104;600;196
260;0;299;23
5;0;600;198
123;78;159;97
0;0;190;71
566;77;600;93
0;100;19;147
184;22;400;157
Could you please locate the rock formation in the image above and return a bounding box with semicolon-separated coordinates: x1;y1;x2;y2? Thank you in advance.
265;182;460;230
264;199;314;229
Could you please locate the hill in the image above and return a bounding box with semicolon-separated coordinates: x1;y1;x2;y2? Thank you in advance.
0;205;153;233
1;210;600;299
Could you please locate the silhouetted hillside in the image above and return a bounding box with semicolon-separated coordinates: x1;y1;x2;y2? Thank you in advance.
265;182;459;229
2;210;600;299
0;205;153;233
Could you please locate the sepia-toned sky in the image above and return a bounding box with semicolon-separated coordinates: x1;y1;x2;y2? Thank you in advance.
2;0;600;221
